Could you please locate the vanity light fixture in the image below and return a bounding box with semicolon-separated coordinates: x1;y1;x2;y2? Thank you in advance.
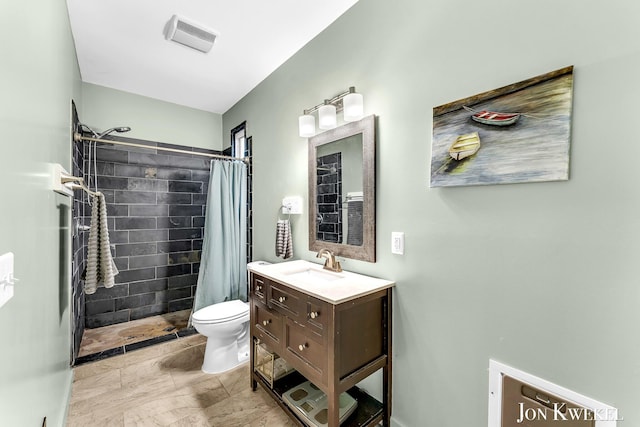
318;101;337;130
343;90;364;122
298;86;364;137
298;115;316;138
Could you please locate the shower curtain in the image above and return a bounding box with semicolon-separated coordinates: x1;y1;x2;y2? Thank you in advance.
193;159;247;313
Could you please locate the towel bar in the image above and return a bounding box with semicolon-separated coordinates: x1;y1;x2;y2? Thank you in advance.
52;163;99;197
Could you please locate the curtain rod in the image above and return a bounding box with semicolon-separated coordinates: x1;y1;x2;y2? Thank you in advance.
73;133;249;163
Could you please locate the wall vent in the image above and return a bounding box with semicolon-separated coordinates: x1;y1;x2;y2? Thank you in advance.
489;360;620;427
164;15;218;53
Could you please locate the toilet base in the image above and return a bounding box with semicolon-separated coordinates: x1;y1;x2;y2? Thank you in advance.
238;342;250;364
201;333;250;374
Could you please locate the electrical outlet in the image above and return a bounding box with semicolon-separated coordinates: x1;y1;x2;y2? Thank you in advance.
391;232;404;255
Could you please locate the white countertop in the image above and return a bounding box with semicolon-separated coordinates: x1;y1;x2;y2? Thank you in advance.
248;259;394;304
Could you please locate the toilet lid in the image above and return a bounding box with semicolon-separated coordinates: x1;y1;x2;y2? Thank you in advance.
192;300;249;324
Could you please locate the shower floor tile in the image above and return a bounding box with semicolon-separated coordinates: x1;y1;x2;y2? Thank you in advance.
78;309;192;358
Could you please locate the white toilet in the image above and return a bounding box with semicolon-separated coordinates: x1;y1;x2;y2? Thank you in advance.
191;299;250;374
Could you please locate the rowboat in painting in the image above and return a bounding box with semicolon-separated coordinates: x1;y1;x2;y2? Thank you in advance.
463;106;520;126
449;132;480;161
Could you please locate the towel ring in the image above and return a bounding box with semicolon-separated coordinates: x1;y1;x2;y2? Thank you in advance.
278;204;292;221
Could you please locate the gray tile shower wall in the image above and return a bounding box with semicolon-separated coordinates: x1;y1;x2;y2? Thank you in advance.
81;137;218;328
71;131;86;362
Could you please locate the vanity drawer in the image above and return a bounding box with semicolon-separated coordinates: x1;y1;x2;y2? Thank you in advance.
251;274;267;304
284;319;326;376
269;283;303;319
253;302;282;346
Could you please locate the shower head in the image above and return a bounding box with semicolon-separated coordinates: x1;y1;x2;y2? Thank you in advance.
97;127;131;138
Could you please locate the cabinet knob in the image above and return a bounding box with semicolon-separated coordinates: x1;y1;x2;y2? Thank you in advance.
278;296;286;303
262;319;271;326
310;311;319;319
256;285;262;292
298;343;308;351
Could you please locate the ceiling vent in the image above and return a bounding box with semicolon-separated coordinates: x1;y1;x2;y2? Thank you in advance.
164;15;218;53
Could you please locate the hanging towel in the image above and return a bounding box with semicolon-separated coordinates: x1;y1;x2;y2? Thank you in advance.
275;219;293;259
84;192;118;294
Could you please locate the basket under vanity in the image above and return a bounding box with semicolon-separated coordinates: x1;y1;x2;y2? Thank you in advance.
248;260;394;427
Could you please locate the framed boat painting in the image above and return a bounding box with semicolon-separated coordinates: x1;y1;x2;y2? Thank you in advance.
430;66;574;188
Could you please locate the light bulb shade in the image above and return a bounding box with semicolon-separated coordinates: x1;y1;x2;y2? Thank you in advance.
343;92;364;122
298;114;316;137
318;104;337;130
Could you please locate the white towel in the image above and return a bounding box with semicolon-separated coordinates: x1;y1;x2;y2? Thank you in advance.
275;219;293;259
84;192;118;294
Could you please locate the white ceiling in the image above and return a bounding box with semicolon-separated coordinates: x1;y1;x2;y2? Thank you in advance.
66;0;358;114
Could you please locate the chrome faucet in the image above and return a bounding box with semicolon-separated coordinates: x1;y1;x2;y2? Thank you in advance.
316;248;342;272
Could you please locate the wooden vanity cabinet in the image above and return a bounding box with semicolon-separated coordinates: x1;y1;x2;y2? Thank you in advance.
249;272;393;427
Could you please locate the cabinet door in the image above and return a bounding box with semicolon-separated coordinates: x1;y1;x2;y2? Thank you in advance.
284;318;326;386
253;301;282;350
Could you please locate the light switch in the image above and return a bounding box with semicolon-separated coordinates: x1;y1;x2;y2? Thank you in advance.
0;252;15;308
391;232;404;255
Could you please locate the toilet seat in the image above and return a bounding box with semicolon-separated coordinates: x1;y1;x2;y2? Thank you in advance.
192;300;249;324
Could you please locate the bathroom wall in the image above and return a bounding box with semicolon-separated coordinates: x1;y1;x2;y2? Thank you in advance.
82;82;224;151
223;0;640;426
79;137;218;329
0;0;81;425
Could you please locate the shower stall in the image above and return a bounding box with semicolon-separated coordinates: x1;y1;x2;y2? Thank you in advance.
70;109;252;364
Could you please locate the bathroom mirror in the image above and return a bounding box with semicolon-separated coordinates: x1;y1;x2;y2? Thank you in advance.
308;115;375;262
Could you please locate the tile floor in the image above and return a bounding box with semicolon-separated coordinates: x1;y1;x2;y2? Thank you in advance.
78;310;193;358
67;334;296;426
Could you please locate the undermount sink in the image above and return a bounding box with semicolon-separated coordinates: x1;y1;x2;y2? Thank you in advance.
282;266;344;284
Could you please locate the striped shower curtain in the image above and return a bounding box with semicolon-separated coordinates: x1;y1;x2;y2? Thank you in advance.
193;159;247;313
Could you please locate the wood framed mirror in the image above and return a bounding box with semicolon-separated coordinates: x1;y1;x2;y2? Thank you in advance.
308;115;375;262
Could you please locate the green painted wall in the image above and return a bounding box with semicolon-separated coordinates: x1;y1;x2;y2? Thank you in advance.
0;0;81;425
224;0;640;425
82;82;223;150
